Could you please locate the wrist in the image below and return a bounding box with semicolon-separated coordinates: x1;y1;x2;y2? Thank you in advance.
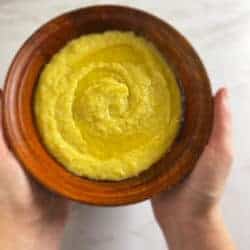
160;206;223;248
0;211;65;250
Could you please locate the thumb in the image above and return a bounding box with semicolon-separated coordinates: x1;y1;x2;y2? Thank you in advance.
0;89;9;156
0;88;4;138
187;88;233;196
0;88;2;112
208;88;233;160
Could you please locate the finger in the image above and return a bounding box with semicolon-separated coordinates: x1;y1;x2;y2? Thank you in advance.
208;88;233;157
0;89;9;156
198;88;233;167
0;89;4;142
187;88;233;196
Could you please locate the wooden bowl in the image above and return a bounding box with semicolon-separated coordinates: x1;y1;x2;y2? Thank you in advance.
2;5;213;206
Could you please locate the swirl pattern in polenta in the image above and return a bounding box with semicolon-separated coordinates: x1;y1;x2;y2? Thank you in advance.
34;31;182;181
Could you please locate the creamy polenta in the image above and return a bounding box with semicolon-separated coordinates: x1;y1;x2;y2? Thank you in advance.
34;31;182;181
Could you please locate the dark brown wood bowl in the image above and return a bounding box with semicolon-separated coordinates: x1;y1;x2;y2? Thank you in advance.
2;5;213;206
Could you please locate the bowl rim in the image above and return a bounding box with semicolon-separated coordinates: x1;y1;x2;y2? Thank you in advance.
2;4;213;206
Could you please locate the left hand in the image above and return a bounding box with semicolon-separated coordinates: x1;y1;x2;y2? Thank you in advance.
0;88;70;249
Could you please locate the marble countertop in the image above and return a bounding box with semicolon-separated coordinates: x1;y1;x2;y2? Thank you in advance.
1;0;250;249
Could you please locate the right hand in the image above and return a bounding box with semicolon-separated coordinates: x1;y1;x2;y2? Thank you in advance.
152;88;233;229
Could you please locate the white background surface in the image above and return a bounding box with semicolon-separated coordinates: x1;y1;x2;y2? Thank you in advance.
0;0;250;249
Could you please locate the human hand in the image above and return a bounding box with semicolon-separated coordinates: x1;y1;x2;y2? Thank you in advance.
0;89;70;249
152;88;235;250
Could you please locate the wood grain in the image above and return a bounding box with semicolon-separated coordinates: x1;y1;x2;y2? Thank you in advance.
2;5;213;205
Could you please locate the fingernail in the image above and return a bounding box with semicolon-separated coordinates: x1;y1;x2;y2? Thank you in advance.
223;88;229;98
222;89;230;109
220;88;229;105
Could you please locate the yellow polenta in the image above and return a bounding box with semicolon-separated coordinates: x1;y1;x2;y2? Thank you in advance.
34;31;182;181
